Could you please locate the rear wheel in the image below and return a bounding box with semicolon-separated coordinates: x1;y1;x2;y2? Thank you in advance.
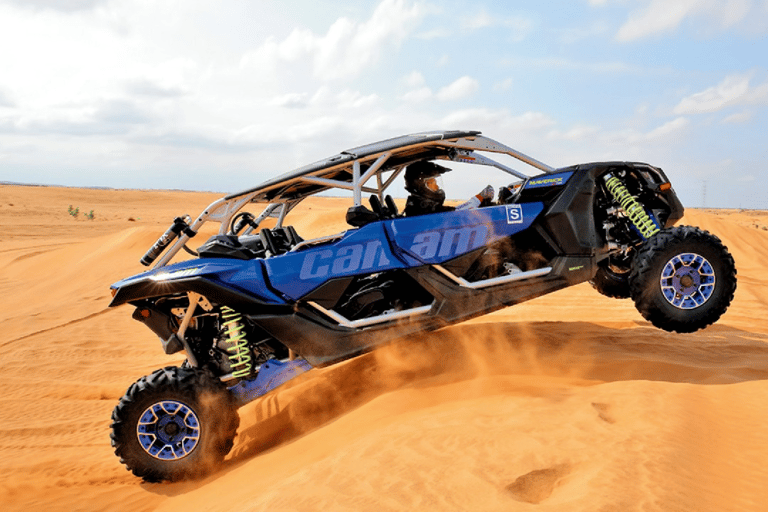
110;366;239;482
590;257;631;299
629;226;736;333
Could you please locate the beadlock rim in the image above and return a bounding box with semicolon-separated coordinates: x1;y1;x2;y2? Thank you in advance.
136;400;200;461
659;252;716;310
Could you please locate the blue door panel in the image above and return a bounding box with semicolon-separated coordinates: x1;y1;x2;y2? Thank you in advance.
386;203;544;265
264;222;406;300
261;202;543;301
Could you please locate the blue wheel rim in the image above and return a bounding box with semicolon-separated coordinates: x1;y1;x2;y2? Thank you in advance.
137;400;200;461
659;252;716;310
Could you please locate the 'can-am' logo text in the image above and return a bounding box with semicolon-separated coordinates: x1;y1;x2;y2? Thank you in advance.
300;241;391;279
299;225;492;280
409;225;489;260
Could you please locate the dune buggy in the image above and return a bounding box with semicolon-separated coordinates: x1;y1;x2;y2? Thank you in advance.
108;130;736;481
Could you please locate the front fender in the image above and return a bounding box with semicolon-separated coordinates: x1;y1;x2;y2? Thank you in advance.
109;258;289;311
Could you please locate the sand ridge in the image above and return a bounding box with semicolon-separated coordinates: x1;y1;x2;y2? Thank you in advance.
1;184;767;511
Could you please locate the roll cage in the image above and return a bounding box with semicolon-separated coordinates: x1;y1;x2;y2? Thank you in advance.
150;131;557;269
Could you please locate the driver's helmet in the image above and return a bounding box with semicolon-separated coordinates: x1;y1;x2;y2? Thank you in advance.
404;160;449;204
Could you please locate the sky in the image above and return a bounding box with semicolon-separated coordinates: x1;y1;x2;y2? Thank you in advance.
0;0;767;208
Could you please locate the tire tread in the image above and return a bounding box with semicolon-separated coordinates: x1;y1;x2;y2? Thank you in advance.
110;366;239;482
629;226;736;333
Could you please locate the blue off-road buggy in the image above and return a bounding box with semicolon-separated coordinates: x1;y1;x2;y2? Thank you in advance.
109;130;736;481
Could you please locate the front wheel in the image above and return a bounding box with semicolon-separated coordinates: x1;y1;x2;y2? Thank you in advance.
629;226;736;333
110;366;239;482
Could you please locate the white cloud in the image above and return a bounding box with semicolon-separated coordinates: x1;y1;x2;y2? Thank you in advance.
441;109;556;133
550;124;601;141
643;116;689;140
270;93;310;109
466;10;495;30
0;88;15;108
330;90;380;109
493;78;514;92
466;10;533;40
722;110;754;124
747;80;768;104
673;74;751;114
241;0;426;81
400;87;432;102
501;56;666;76
401;71;426;88
559;20;611;44
710;0;753;28
4;0;105;12
600;117;690;146
436;76;479;101
617;0;700;41
125;79;187;98
303;87;380;110
415;27;451;40
615;0;756;41
94;99;152;125
414;6;534;41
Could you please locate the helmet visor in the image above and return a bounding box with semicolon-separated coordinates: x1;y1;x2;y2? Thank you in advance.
424;176;443;194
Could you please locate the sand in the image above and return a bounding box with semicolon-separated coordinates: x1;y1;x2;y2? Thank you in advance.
1;184;767;511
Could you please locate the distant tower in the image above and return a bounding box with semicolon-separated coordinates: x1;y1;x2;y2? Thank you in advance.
701;180;707;208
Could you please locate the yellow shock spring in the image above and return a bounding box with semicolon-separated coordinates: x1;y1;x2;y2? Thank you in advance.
605;176;660;240
220;306;252;378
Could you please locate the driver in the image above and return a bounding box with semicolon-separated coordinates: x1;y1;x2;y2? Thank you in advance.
403;161;451;216
403;160;494;216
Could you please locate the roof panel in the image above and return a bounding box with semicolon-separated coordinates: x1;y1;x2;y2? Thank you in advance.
226;130;481;202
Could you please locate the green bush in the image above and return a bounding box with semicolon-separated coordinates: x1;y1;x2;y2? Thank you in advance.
68;206;95;220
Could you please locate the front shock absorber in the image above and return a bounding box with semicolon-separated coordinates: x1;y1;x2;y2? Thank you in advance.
604;174;660;240
220;306;252;378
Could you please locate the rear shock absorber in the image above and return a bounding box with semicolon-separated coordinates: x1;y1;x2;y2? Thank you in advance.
220;306;252;378
604;174;660;240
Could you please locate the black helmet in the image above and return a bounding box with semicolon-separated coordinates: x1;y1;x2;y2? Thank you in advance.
404;160;449;203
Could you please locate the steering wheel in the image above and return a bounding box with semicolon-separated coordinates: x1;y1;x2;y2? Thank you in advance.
229;212;258;235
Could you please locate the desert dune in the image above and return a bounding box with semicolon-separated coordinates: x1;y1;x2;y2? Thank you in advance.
1;184;768;511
